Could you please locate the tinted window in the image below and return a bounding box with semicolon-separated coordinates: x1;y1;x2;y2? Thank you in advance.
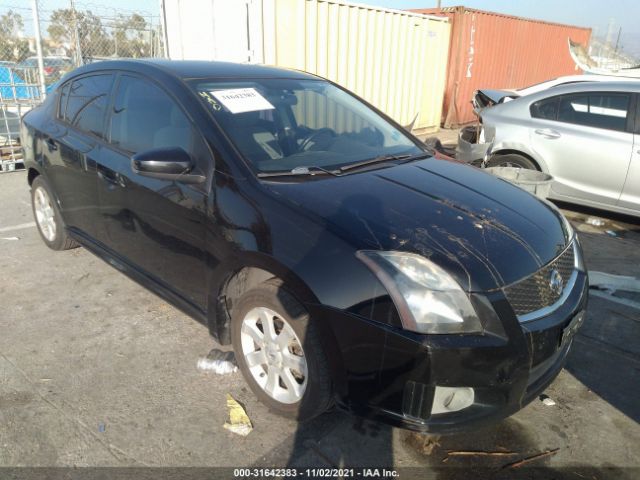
65;74;113;137
58;82;70;120
557;93;629;131
109;75;192;154
531;96;559;120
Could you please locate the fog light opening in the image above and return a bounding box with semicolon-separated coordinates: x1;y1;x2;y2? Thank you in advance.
431;386;475;414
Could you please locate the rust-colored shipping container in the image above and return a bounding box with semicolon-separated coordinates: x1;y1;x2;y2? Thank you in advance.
410;7;592;127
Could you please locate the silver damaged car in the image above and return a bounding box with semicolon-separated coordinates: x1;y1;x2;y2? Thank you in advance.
464;81;640;217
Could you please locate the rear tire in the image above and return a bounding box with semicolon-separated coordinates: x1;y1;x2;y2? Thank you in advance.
486;153;538;170
31;176;79;251
231;280;333;421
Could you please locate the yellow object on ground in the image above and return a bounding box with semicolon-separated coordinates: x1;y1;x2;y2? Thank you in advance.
223;393;253;436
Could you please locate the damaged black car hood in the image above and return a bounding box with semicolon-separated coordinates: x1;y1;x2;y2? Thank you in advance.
264;158;569;292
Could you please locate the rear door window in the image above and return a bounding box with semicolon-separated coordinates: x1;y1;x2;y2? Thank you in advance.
108;75;193;154
64;74;114;138
557;93;630;132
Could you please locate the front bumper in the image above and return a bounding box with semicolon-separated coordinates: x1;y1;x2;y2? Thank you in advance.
310;269;588;434
456;125;491;163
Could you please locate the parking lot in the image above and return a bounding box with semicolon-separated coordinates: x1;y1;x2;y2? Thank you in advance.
1;167;639;477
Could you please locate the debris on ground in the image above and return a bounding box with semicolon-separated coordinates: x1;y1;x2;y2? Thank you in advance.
502;448;559;469
98;423;106;433
584;217;605;227
223;394;252;436
605;230;618;237
446;450;517;457
405;432;441;455
1;236;19;241
539;394;556;406
197;348;238;375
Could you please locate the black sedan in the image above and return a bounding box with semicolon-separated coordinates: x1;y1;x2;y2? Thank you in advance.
21;60;588;432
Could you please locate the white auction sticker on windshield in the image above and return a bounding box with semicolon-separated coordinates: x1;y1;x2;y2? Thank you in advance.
210;88;275;114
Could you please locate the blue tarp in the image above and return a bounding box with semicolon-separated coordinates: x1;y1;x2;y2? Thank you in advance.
0;66;42;100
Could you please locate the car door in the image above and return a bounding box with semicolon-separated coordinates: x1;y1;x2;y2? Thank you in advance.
43;73;114;239
529;91;634;207
96;73;209;308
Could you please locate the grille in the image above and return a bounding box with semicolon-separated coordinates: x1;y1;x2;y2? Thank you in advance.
504;243;575;317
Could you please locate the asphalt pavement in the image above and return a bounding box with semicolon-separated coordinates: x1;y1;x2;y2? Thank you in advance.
1;169;639;478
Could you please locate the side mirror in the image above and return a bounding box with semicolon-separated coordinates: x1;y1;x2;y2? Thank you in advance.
131;147;205;184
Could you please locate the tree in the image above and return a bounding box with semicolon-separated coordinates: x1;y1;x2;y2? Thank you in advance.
47;9;112;61
112;13;150;58
0;11;30;62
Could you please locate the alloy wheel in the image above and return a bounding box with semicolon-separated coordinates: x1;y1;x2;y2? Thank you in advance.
34;186;56;242
240;306;308;404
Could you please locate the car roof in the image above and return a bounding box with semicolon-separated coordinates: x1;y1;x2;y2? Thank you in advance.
521;80;640;100
65;59;319;81
484;80;640;117
549;74;639;83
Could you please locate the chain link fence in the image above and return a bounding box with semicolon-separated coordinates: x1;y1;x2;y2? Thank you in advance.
0;0;164;172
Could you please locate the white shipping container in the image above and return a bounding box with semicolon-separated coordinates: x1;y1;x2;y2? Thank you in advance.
162;0;450;133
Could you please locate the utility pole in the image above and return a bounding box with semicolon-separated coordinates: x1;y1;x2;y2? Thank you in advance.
605;18;614;53
69;0;83;66
614;27;622;54
30;0;47;99
159;0;170;59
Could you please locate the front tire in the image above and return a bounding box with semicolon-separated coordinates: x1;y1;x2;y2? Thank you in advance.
231;280;333;421
31;176;79;251
486;153;538;170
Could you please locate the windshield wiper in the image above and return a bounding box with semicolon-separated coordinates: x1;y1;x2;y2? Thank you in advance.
339;154;411;172
257;166;340;178
339;152;430;172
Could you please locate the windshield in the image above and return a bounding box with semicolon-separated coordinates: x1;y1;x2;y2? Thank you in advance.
191;78;424;173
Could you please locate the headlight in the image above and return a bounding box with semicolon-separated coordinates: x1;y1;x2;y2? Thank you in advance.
356;251;482;334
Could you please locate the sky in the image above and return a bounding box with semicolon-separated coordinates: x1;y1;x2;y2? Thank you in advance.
368;0;640;58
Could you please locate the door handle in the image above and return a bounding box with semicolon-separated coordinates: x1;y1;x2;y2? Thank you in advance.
97;165;124;188
534;128;561;139
45;137;58;151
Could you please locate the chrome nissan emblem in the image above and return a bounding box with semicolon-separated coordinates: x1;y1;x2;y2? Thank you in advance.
549;269;564;295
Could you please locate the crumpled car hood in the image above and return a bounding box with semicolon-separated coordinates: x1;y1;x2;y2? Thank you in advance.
264;158;569;292
473;89;520;114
